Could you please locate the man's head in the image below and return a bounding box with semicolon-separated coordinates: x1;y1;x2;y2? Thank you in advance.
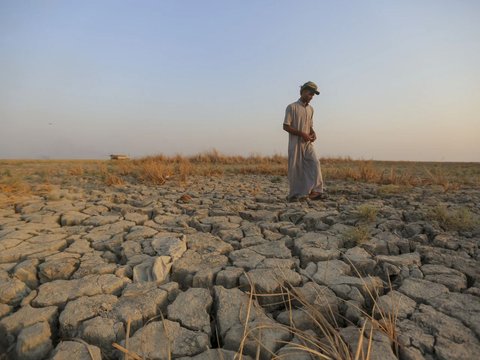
300;81;320;105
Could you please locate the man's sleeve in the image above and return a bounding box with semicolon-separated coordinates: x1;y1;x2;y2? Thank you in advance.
283;105;292;126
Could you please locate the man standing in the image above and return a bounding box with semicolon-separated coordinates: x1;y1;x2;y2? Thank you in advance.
283;81;324;201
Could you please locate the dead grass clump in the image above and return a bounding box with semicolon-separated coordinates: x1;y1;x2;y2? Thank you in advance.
358;271;398;355
0;183;31;207
176;158;193;182
195;164;224;177
322;159;479;188
423;166;459;191
68;166;84;176
271;176;283;183
115;160;136;176
33;169;54;183
137;160;172;185
93;163;126;186
356;205;378;223
357;162;418;185
111;268;400;360
323;161;382;184
341;260;400;358
429;205;479;232
272;287;353;359
190;149;223;164
358;162;381;183
104;174;124;186
344;225;372;245
0;167;56;206
377;184;405;195
32;183;53;196
237;271;400;360
379;167;420;186
0;179;31;196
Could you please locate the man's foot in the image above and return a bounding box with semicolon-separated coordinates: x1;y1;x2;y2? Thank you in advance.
308;192;327;200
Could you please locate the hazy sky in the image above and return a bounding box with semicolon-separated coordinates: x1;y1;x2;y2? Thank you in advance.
1;1;479;161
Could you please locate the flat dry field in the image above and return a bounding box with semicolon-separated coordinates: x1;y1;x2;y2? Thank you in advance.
0;156;479;359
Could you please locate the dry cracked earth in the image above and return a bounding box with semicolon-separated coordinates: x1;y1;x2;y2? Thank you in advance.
0;174;479;360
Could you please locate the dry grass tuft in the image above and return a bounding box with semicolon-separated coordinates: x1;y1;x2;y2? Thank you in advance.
68;166;84;176
343;225;372;245
105;174;124;186
356;205;378;223
0;156;478;203
237;269;400;360
176;158;193;182
0;179;31;196
377;184;405;195
0;177;32;207
136;159;172;185
428;205;479;232
322;159;479;188
424;166;460;192
108;266;401;360
345;261;400;358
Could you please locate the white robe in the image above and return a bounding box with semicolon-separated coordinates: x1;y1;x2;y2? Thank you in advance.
283;99;323;199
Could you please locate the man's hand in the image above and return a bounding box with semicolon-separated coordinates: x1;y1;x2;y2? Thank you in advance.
301;132;314;142
283;124;314;142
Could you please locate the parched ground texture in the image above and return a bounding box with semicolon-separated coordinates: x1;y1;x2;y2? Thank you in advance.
0;172;479;360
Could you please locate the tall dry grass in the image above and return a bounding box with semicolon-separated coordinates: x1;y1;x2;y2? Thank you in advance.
322;159;480;189
235;268;399;360
111;276;395;360
136;159;173;185
1;154;478;193
428;205;479;232
108;260;400;360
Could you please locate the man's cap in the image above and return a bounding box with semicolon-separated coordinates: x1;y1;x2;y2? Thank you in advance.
301;81;320;95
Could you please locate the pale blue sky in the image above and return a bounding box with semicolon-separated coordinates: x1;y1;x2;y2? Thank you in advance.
1;0;479;161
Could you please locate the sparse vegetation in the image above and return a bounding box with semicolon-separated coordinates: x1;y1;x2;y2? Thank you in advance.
356;204;378;223
237;269;401;360
271;176;282;183
104;174;124;186
68;166;84;176
1;154;476;359
377;184;405;195
0;176;33;206
344;225;372;245
112;272;399;360
0;153;478;199
428;205;479;232
322;159;480;188
136;159;173;185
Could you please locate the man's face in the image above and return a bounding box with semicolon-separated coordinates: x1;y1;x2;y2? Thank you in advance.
300;89;315;104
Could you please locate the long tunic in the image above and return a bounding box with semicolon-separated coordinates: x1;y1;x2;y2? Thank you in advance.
283;99;324;199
